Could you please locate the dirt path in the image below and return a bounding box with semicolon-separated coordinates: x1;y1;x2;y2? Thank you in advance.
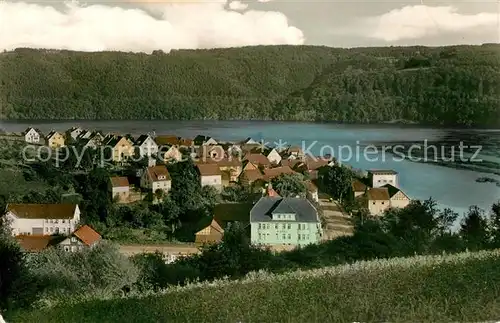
118;244;200;257
318;198;353;240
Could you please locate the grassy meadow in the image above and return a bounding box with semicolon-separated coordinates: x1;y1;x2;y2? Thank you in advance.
8;250;500;323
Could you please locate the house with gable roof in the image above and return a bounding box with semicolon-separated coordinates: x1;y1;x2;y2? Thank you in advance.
45;131;65;148
197;164;222;191
4;203;80;236
250;196;322;247
23;127;43;144
59;225;102;252
135;134;159;158
140;165;172;194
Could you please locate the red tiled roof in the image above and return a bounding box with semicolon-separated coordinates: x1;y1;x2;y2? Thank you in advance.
244;153;271;166
110;176;129;188
263;166;295;180
240;169;263;182
73;225;101;247
280;159;301;169
6;204;78;220
146;165;171;182
197;164;222;176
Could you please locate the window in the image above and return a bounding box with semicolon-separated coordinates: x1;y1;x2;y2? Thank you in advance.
287;234;291;240
298;234;301;240
45;219;48;223
287;224;291;230
372;202;375;205
282;234;286;240
258;223;261;229
258;233;262;240
381;202;385;205
55;220;59;224
275;224;278;229
62;219;65;223
49;227;53;233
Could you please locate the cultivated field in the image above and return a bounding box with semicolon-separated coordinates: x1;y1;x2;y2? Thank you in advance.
9;250;500;322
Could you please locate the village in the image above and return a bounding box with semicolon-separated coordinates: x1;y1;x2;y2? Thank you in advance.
3;126;412;263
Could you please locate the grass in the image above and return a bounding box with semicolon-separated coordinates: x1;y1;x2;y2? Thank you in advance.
8;250;500;322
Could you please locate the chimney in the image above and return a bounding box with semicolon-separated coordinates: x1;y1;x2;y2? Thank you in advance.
265;183;279;197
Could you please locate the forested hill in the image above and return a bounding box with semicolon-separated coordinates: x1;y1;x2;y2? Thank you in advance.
1;45;500;126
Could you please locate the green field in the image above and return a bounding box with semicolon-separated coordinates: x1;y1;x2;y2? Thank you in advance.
8;250;500;322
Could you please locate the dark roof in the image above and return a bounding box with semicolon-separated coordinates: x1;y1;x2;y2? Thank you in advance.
135;134;155;146
6;204;78;219
214;203;253;224
194;135;215;145
250;197;319;223
381;184;404;198
368;169;398;175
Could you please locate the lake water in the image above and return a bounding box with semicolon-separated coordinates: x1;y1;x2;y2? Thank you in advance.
1;120;500;218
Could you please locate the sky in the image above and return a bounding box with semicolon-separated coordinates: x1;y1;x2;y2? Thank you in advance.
0;0;498;52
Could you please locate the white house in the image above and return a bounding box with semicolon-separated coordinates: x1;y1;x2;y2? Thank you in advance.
367;170;398;188
242;137;259;145
266;148;282;165
140;165;172;193
110;176;130;203
67;127;84;140
24;127;42;144
58;225;102;252
135;134;159;158
4;203;80;236
197;164;222;191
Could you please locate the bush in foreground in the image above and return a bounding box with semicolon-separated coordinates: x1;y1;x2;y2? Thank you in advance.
8;250;500;322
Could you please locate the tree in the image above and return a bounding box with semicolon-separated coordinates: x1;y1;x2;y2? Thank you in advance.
0;217;24;310
318;165;354;202
488;201;500;247
460;206;490;250
271;173;306;197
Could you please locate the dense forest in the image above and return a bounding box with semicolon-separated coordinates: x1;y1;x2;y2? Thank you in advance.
1;44;499;126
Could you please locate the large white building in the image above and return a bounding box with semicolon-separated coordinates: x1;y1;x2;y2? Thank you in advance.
367;170;398;188
4;204;81;236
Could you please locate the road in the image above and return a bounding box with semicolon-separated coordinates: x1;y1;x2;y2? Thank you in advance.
119;243;200;257
318;197;353;240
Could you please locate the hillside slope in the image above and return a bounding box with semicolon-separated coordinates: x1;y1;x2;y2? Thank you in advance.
9;250;500;322
1;45;500;126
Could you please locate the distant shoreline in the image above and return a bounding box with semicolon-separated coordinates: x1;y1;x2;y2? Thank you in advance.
1;119;499;131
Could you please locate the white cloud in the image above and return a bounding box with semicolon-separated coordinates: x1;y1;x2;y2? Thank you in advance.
0;0;304;53
369;5;498;41
228;1;248;11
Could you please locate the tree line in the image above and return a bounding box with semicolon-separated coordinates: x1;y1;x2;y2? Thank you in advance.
1;45;499;127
